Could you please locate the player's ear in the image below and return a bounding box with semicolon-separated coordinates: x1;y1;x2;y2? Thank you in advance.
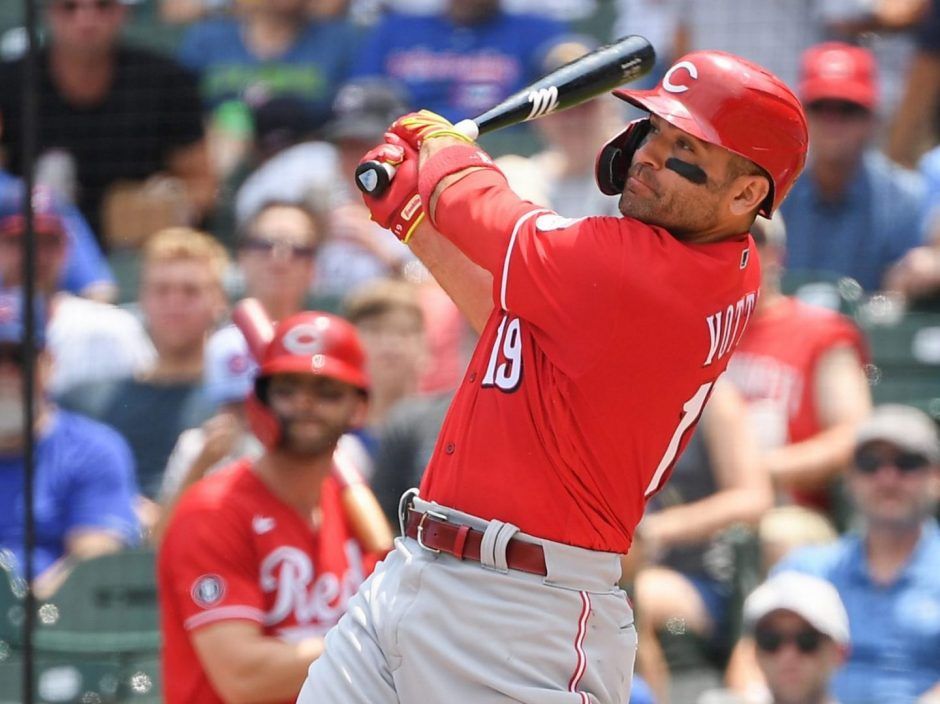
728;174;771;217
348;392;369;430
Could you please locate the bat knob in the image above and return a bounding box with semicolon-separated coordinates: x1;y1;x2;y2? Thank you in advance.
355;161;396;196
453;119;480;141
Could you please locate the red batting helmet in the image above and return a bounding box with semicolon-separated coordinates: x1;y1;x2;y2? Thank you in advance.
596;51;808;217
246;311;369;449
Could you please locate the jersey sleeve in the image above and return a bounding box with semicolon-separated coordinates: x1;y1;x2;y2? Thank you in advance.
434;172;627;374
161;504;265;633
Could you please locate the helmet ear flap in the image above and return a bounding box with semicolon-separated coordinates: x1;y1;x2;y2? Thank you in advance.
595;118;651;196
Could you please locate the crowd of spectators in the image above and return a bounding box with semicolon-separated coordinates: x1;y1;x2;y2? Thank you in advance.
1;1;940;703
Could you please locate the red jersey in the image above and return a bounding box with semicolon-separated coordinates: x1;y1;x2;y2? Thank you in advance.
419;171;761;553
725;296;867;507
158;460;382;704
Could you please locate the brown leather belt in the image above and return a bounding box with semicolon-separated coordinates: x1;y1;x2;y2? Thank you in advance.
404;508;547;576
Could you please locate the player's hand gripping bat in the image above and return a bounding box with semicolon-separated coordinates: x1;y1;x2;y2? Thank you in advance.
354;34;655;196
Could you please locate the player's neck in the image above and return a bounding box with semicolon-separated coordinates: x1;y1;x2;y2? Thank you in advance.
254;451;333;519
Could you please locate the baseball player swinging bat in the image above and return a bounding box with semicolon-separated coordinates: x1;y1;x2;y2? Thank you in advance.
354;34;656;196
232;298;394;554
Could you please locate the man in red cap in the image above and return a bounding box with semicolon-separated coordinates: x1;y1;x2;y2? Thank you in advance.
158;311;387;704
780;41;927;292
299;51;809;704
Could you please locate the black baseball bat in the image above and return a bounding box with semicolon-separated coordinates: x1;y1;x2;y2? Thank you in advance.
354;34;656;196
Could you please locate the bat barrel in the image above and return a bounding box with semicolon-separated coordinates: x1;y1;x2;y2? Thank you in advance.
474;35;655;134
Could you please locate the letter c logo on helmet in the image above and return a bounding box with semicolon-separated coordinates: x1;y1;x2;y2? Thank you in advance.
662;61;698;94
596;51;809;217
246;312;369;449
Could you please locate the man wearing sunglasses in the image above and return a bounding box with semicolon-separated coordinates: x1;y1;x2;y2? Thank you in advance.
772;404;940;704
780;42;927;293
743;571;850;704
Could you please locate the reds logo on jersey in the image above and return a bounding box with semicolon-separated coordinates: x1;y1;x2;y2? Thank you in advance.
260;541;365;636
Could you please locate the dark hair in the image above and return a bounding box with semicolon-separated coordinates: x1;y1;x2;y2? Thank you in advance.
239;200;323;249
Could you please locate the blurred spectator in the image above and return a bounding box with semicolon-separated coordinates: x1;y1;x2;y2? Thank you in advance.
0;184;110;300
632;381;772;703
370;387;453;524
157;311;385;704
741;571;850;704
160;0;354;25
234;78;414;305
234;200;322;321
772;404;940;703
887;0;940;167
0;288;139;599
59;228;226;513
0;185;155;396
756;506;838;580
153;324;262;541
725;214;872;519
780;42;927;292
0;0;214;249
882;215;940;306
349;0;568;122
0;157;114;301
723;507;841;702
177;0;358;121
496;36;623;217
343;278;428;457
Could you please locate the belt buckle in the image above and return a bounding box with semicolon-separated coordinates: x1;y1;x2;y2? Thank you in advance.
416;509;448;554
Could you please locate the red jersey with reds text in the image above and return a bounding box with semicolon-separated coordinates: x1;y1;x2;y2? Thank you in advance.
419;171;762;553
158;460;382;704
725;296;867;508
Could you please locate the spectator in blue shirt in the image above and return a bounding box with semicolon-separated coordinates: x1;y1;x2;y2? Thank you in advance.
178;0;358;121
350;0;568;122
0;175;114;301
775;404;940;704
0;288;139;598
781;42;927;292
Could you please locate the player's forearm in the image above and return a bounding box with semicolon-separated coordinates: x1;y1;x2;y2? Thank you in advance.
208;636;324;704
886;53;940;167
763;422;858;490
644;486;771;548
421;138;539;279
408;218;495;334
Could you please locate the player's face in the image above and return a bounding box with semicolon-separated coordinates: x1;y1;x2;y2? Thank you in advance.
266;373;366;458
848;440;940;529
140;259;225;357
619;116;747;240
755;611;842;704
239;205;318;314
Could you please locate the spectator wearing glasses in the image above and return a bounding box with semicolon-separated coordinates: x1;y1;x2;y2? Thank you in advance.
769;404;940;704
741;571;850;704
0;0;214;250
779;42;927;292
234;201;321;323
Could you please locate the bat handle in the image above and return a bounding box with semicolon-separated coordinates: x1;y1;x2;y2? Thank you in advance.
353;119;480;197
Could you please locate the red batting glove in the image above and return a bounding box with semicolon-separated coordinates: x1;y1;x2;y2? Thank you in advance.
389;110;474;151
358;134;426;243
